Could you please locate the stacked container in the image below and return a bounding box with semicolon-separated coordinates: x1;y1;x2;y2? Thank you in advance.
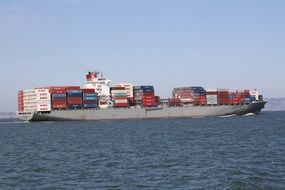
21;89;51;112
82;89;98;109
50;87;67;110
67;89;83;110
169;98;182;106
111;87;129;107
217;89;230;105
190;87;206;105
206;89;218;105
133;86;156;107
155;96;161;106
17;90;24;112
23;89;37;112
115;83;134;105
172;86;206;105
35;89;51;112
133;86;144;106
172;87;193;102
236;90;251;104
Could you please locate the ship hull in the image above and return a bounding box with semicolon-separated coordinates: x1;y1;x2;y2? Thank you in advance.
17;101;266;122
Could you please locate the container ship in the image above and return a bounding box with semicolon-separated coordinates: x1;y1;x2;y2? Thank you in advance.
17;71;266;121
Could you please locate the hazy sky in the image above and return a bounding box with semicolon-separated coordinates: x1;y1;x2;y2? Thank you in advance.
0;0;284;112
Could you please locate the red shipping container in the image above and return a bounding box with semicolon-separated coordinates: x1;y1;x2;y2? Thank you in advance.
52;100;67;104
143;95;155;99
82;88;95;93
66;86;81;90
218;99;230;105
143;100;155;104
52;104;67;109
68;99;83;105
51;90;67;94
49;86;67;91
52;97;67;101
143;92;155;96
111;86;126;90
169;98;182;106
230;98;241;104
114;103;128;107
83;100;98;105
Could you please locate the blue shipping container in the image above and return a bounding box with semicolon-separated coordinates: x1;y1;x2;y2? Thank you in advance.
83;93;98;97
83;96;98;101
52;97;67;101
83;104;98;109
68;90;82;94
52;93;66;98
68;105;82;109
68;93;82;98
134;86;154;90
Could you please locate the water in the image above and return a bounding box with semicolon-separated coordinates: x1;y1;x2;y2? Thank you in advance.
0;112;284;189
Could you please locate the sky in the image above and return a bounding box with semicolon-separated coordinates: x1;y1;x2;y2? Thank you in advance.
0;0;284;112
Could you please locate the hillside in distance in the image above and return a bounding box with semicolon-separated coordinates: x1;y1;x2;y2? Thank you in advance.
264;98;285;111
0;112;17;119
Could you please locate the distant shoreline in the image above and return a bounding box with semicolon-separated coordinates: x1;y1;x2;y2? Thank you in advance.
0;112;17;119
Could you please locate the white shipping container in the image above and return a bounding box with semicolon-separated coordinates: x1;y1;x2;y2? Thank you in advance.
23;101;37;105
36;92;50;96
36;102;51;106
114;99;128;104
181;98;193;102
37;99;52;104
37;105;51;111
206;95;218;98
36;96;51;101
206;95;218;104
111;90;127;94
206;88;218;92
37;107;51;111
23;89;36;94
35;89;50;93
217;88;229;92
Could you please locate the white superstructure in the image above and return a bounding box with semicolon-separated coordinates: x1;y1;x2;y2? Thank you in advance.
250;90;259;101
85;71;111;108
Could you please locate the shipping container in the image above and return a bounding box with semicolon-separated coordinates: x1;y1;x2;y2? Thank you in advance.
169;98;182;106
68;90;82;94
50;90;67;94
66;86;81;90
68;104;82;110
114;99;128;103
67;98;83;105
114;103;129;107
52;103;67;109
52;93;66;98
83;93;98;97
82;88;95;93
83;96;98;101
206;95;218;105
134;86;154;92
111;86;126;91
83;104;98;109
112;93;128;97
83;99;98;104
